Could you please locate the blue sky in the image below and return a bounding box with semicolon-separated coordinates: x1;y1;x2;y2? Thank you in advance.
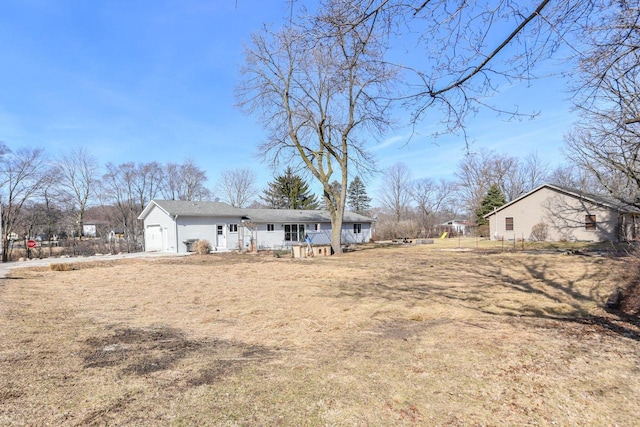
0;0;577;203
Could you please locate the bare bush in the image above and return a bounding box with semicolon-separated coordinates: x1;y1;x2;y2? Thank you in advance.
530;222;549;241
192;240;211;255
476;225;490;238
50;263;74;271
65;240;97;257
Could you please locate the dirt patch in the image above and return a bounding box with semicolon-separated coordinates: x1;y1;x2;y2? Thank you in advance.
83;325;276;380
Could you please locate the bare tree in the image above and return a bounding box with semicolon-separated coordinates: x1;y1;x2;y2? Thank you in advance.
102;162;137;251
548;164;606;195
237;0;395;254
455;150;514;214
564;3;640;208
282;1;596;133
56;147;100;239
40;169;66;257
217;168;258;208
378;162;413;222
161;159;211;201
133;162;164;209
455;150;549;215
412;177;455;233
0;147;48;262
162;162;181;201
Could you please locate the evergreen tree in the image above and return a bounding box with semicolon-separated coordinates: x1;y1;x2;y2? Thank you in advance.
260;167;319;210
476;184;507;226
347;176;371;214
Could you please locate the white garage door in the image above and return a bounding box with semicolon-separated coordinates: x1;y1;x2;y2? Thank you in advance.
146;225;163;251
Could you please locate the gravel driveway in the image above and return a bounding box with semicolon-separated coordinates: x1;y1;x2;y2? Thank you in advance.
0;251;191;279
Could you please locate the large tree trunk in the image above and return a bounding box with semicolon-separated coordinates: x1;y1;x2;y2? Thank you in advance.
76;211;84;240
330;210;344;255
1;237;8;263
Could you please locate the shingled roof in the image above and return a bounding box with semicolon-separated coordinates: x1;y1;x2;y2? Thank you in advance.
142;200;240;218
484;184;640;218
139;200;374;223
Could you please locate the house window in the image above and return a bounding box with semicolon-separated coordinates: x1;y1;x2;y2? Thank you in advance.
217;225;223;235
267;224;275;232
505;217;514;231
354;223;362;234
315;223;321;231
284;224;305;241
585;214;596;230
229;223;238;233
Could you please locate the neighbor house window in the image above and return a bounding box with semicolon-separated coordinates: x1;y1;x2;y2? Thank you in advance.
315;223;321;231
505;217;514;231
354;223;362;234
585;215;596;230
267;224;275;232
229;224;238;233
284;224;305;241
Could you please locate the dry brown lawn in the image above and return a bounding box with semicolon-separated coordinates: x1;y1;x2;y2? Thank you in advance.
1;245;639;426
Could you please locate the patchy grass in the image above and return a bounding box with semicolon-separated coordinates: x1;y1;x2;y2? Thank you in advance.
1;246;639;426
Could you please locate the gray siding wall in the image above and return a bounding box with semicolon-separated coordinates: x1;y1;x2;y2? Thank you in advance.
247;223;287;250
143;206;374;252
342;222;372;244
176;216;243;252
143;206;178;252
250;221;373;249
488;187;619;242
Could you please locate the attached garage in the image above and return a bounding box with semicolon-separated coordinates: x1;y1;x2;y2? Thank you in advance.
145;225;164;251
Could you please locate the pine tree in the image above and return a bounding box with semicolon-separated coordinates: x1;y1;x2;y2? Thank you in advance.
476;184;507;226
260;167;319;210
347;176;371;214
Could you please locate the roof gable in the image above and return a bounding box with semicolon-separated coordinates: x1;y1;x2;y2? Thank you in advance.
138;200;238;220
483;184;640;218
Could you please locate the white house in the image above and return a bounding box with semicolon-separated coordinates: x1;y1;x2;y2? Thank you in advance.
440;220;471;236
484;184;640;242
138;199;374;253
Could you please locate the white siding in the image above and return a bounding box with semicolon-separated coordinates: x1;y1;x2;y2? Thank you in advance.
143;205;178;252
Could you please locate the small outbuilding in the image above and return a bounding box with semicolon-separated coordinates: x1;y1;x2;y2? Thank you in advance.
484;184;640;242
291;231;333;258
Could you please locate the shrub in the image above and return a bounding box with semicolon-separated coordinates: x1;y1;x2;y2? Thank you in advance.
65;240;96;257
50;263;74;271
529;222;549;241
192;239;211;255
476;225;490;238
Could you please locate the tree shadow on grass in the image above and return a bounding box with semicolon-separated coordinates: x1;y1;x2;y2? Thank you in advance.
335;251;640;341
469;255;640;341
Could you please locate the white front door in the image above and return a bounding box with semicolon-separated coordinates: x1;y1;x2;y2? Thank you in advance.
216;225;226;249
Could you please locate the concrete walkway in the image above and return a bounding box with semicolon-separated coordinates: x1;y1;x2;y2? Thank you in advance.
0;251;191;279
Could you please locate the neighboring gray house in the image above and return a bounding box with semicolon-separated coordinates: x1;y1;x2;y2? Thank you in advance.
484;184;640;242
138;200;374;253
